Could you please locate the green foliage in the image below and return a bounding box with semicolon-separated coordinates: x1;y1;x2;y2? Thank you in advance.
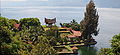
98;48;113;55
60;19;80;31
9;19;19;24
45;29;56;36
42;25;47;28
0;42;24;55
9;19;19;28
45;27;58;37
98;34;120;55
30;36;56;55
20;18;41;27
0;17;57;55
45;36;57;46
80;0;99;39
111;34;120;54
0;28;12;43
0;17;10;28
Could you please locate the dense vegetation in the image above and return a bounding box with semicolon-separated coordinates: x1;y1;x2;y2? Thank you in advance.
98;34;120;55
0;17;57;55
60;19;80;31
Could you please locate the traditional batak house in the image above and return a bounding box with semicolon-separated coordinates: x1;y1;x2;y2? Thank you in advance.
45;18;56;27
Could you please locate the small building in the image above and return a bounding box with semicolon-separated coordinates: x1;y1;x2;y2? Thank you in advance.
45;18;56;27
67;29;81;38
12;24;21;31
71;46;78;53
58;27;81;38
13;24;20;29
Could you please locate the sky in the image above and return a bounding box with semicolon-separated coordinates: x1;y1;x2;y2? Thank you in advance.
1;0;120;8
1;0;120;49
1;0;120;20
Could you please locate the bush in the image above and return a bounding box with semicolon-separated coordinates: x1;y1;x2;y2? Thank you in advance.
98;34;120;55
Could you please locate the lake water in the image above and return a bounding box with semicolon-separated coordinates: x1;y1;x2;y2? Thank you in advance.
78;46;97;55
1;0;120;55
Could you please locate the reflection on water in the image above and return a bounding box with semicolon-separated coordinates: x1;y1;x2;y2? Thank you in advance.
61;46;97;55
78;46;97;55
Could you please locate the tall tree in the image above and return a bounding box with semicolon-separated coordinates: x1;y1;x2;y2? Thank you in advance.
80;0;99;39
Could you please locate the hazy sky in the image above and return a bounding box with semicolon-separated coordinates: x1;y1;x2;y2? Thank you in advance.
1;0;120;8
1;0;120;24
1;0;120;19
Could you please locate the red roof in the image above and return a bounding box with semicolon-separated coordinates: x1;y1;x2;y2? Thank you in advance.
67;29;81;38
67;35;76;38
58;27;81;38
71;46;78;50
71;30;81;36
14;24;20;28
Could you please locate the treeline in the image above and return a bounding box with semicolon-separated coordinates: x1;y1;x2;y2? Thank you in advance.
0;17;57;55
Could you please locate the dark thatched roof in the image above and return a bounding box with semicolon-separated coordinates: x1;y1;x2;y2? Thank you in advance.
45;18;56;24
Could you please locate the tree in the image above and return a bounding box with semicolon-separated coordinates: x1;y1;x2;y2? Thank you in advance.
9;19;19;24
0;27;12;44
0;17;10;28
20;18;41;29
0;17;13;44
30;36;56;55
60;19;80;31
80;0;99;39
9;19;19;28
111;34;120;54
0;17;57;55
98;34;120;55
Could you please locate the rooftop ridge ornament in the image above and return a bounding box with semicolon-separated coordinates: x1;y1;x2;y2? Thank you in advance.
45;18;56;27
